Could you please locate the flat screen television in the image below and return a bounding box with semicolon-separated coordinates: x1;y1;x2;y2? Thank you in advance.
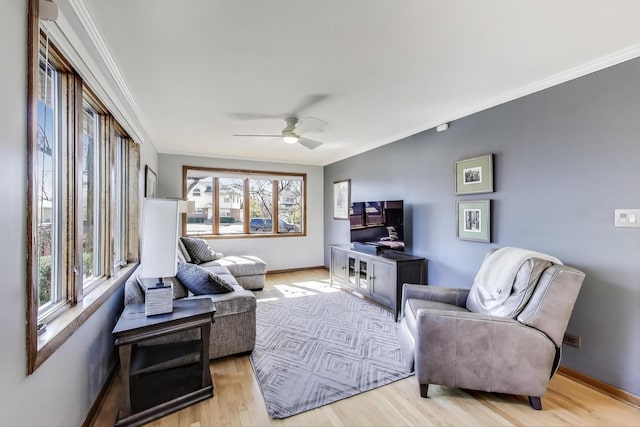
349;200;404;252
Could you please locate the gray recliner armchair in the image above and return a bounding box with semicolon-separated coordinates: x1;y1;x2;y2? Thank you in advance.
398;247;585;410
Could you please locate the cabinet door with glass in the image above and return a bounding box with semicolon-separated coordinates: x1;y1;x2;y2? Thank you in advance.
347;255;358;289
357;258;370;292
347;254;371;293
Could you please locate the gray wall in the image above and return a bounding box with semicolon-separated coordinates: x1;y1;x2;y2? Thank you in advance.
325;57;640;396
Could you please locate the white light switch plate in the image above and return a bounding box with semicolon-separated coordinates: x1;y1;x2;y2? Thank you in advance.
615;209;640;228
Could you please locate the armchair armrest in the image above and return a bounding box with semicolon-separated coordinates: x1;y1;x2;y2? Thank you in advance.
517;265;585;347
401;284;470;313
414;309;556;397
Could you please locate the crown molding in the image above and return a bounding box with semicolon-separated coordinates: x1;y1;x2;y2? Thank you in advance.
379;42;640;155
61;0;151;144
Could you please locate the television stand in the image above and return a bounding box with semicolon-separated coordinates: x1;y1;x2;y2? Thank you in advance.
353;242;387;255
329;244;427;321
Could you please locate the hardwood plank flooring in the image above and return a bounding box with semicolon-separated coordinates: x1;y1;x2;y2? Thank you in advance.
92;268;640;427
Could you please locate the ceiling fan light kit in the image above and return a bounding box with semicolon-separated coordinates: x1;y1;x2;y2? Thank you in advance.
282;132;299;144
233;116;326;150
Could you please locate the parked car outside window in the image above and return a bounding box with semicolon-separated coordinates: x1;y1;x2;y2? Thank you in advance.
249;218;271;232
278;219;299;232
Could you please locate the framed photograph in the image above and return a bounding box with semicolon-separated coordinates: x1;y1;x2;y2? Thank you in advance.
454;154;494;195
145;165;157;198
333;179;350;220
456;200;491;242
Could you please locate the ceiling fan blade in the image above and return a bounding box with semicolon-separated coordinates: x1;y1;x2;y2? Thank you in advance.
298;137;322;150
232;134;280;138
296;117;328;135
289;94;329;115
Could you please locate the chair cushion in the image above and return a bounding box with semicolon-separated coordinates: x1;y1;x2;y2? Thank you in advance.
176;262;234;295
180;237;218;264
404;298;469;337
466;257;552;318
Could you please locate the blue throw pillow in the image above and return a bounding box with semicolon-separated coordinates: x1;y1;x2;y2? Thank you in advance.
176;262;234;295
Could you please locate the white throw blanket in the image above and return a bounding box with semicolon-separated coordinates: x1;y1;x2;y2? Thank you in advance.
473;247;562;305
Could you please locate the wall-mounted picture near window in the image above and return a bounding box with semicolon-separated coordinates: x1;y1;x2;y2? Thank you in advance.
454;153;494;195
333;179;350;220
145;165;157;198
456;200;491;242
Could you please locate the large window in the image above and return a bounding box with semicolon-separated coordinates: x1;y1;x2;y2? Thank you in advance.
81;102;103;290
183;167;306;237
36;50;63;315
27;12;140;374
113;131;129;268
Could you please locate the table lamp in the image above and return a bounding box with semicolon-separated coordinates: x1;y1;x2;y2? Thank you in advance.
140;198;179;315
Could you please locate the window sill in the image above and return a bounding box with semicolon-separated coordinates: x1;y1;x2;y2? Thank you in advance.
31;262;138;373
185;232;307;240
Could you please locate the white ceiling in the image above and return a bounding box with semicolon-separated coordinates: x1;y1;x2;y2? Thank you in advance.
76;0;640;166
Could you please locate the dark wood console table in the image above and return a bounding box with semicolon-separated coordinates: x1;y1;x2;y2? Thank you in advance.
112;298;216;426
330;244;427;320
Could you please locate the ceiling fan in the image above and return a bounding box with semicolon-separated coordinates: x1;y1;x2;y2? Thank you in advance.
233;116;327;150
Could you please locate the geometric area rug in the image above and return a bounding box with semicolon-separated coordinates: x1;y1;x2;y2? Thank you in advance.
250;283;413;418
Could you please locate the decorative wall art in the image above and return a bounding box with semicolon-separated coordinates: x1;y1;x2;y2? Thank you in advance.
454;154;494;195
333;179;350;220
456;200;491;242
145;165;157;198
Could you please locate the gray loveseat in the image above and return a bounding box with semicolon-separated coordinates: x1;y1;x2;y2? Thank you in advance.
124;262;257;359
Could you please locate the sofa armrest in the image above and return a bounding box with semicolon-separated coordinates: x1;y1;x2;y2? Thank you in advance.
124;277;144;305
401;284;469;313
414;309;556;397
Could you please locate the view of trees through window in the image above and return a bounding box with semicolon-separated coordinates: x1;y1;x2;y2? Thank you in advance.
184;168;305;237
36;55;60;310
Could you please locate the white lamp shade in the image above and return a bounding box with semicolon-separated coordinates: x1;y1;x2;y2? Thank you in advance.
140;199;179;279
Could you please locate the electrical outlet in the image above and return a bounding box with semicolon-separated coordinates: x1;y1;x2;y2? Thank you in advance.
563;333;581;348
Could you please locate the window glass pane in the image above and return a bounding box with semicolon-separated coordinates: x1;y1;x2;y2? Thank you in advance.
218;177;244;234
113;133;127;267
184;168;305;237
82;103;102;285
278;179;303;233
37;57;61;310
186;175;214;235
249;179;273;234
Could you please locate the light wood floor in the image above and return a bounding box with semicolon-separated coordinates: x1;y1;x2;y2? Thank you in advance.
92;269;640;427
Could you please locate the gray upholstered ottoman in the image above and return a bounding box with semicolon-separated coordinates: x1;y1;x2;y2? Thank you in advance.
200;255;267;290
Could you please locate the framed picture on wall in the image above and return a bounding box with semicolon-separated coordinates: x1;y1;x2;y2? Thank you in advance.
454;154;494;195
145;165;157;198
456;200;491;242
333;179;350;220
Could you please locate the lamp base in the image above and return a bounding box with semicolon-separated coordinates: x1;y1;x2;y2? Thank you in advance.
143;278;173;316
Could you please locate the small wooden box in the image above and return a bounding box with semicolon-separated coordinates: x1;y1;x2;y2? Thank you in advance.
142;279;174;316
